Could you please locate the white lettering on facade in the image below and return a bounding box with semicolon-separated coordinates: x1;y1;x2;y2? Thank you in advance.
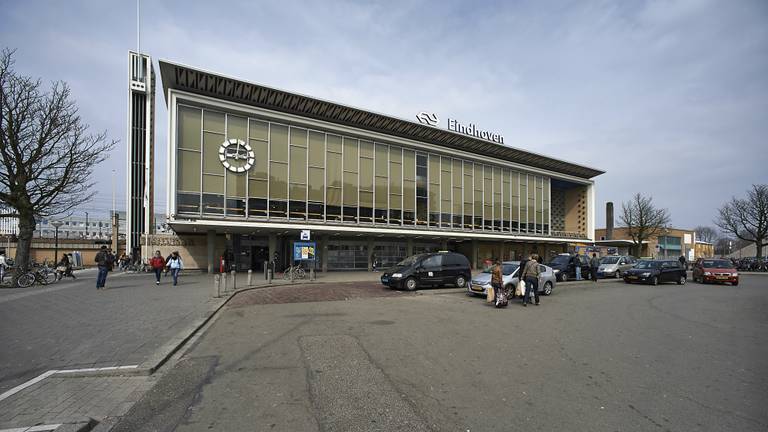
447;118;504;144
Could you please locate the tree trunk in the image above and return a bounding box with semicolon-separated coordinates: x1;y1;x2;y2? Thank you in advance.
756;239;765;260
14;210;35;276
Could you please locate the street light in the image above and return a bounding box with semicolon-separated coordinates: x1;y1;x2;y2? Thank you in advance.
51;220;63;265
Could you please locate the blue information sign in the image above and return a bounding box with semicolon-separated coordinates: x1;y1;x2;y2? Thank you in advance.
293;241;317;261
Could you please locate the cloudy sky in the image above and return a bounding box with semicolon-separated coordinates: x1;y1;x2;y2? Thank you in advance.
1;0;766;229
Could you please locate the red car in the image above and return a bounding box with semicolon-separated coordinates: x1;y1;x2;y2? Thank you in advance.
692;258;739;286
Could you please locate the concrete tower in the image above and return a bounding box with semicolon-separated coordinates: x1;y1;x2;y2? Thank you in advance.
126;51;155;259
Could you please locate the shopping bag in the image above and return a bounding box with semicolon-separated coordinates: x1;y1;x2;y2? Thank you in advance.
516;280;525;297
486;284;494;303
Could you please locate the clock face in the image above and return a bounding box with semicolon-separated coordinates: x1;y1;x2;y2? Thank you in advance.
218;139;255;173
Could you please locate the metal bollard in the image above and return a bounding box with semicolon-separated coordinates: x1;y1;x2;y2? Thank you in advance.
310;267;315;281
213;274;221;298
267;266;272;284
247;269;252;287
264;264;268;280
231;270;237;291
290;266;294;283
222;272;228;293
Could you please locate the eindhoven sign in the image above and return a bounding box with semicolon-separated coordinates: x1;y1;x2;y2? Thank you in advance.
415;111;504;144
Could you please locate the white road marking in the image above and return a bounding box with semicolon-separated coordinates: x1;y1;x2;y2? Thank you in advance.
0;365;139;403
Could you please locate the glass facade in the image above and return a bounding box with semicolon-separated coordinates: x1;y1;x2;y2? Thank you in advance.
175;103;551;235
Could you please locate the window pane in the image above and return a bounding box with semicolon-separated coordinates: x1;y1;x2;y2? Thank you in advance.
375;177;387;207
177;150;200;191
203;174;224;194
343;138;358;172
327;153;342;188
290;127;307;147
269;162;287;199
375;144;388;176
360;191;373;207
403;180;415;211
343;172;358;206
178;106;201;150
308;131;325;166
360;140;374;158
360;158;373;190
226;171;246;197
289;146;307;184
270;124;288;162
249;119;268;140
249;179;267;198
327;187;341;206
403;150;415;180
389;162;402;195
428;154;440;184
327;134;342;153
203;110;225;133
227;115;247;141
203;132;224;173
308;167;324;201
390;146;402;163
249;139;268;179
290;184;306;201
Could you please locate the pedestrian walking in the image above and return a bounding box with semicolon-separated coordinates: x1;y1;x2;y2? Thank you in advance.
0;251;7;283
520;254;541;306
590;253;600;282
150;250;165;285
166;251;184;286
491;259;507;307
678;255;687;272
94;246;110;290
574;254;582;281
57;254;77;280
372;253;378;272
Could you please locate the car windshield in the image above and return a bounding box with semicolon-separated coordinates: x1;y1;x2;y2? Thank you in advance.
396;254;425;266
549;255;570;265
600;256;620;264
702;260;732;268
635;261;660;269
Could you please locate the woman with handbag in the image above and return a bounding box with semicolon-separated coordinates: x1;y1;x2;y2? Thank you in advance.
491;259;507;307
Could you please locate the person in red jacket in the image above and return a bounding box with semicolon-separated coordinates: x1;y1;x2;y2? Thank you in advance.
150;250;166;285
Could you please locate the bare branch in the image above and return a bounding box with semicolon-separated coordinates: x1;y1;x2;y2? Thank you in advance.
620;193;671;257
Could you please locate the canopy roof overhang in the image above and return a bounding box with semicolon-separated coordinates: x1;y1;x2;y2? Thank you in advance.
159;60;604;180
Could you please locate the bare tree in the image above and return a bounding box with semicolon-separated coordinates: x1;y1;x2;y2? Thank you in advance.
715;184;768;259
620;193;671;257
693;226;718;244
0;48;116;276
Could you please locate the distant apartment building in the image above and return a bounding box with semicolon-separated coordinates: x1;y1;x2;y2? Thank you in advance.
0;216;19;235
32;213;168;239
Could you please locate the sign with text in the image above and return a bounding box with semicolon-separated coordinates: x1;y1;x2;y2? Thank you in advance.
300;230;311;241
293;241;316;261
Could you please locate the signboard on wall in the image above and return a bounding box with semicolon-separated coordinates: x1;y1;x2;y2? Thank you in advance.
300;230;311;241
293;241;316;261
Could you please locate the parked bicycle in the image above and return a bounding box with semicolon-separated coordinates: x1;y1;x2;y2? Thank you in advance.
14;267;57;288
282;263;307;280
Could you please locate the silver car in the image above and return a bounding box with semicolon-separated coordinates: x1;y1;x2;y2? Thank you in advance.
596;255;637;279
467;261;557;297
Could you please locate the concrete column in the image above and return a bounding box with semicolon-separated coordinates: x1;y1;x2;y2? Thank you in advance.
206;230;216;274
406;238;414;257
472;239;479;270
268;233;277;266
321;235;329;273
367;238;374;271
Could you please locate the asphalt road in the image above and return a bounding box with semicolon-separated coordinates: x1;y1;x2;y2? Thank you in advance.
116;275;768;432
0;269;220;393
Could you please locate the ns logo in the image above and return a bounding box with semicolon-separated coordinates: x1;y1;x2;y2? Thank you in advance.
415;112;439;127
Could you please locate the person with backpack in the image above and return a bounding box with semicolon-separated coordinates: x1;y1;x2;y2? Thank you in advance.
166;251;184;286
590;253;600;282
0;251;7;284
150;250;166;285
520;254;541;307
94;246;109;290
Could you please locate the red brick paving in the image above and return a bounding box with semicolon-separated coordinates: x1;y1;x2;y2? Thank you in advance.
228;281;416;306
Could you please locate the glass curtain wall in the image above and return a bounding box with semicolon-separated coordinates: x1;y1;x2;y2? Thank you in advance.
175;104;553;235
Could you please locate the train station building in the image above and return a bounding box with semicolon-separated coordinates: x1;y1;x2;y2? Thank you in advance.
152;60;604;272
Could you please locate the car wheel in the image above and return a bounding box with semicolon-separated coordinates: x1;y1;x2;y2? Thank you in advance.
677;275;686;285
651;276;659;286
615;270;621;279
560;273;568;282
455;275;467;288
733;281;739;286
404;277;417;291
543;281;553;296
504;284;514;298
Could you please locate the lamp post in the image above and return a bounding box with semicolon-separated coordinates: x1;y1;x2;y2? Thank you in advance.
84;212;89;239
51;220;63;265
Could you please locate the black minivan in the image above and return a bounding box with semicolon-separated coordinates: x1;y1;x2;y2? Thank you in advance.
381;252;471;291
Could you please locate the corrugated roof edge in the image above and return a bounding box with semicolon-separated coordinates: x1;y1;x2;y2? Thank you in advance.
158;59;605;179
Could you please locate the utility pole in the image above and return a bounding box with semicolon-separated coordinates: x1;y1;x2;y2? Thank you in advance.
84;212;89;239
